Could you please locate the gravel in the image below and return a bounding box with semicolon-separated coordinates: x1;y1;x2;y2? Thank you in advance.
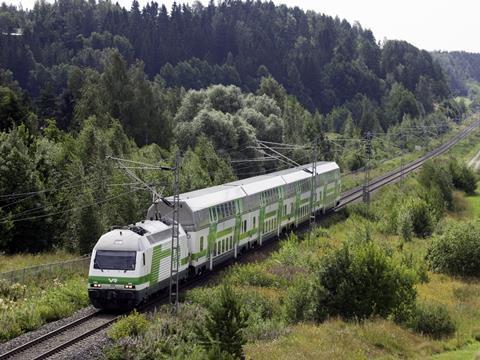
0;306;97;355
49;329;110;360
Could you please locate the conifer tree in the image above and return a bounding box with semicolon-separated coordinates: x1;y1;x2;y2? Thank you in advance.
198;284;247;359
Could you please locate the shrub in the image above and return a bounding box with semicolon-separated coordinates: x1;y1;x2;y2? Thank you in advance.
224;263;283;288
418;160;454;210
399;197;434;238
270;234;302;267
347;203;378;222
0;281;26;301
118;303;208;359
448;159;477;194
407;303;456;339
397;210;413;241
284;276;317;323
107;310;149;341
427;220;480;276
316;239;417;320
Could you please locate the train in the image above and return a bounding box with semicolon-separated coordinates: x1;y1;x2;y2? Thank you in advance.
87;162;341;309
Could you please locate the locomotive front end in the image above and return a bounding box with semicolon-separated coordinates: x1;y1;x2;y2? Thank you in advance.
88;228;148;310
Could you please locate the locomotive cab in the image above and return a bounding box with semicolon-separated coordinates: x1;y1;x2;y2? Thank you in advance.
88;227;149;309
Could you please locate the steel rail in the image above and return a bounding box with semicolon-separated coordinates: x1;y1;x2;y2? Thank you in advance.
0;310;104;360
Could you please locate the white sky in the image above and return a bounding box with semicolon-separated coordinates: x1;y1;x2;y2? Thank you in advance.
7;0;480;53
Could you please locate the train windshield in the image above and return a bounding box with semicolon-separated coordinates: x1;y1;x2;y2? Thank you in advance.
94;250;136;271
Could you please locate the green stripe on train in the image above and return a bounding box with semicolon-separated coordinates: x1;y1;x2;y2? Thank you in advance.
217;227;233;238
150;245;171;285
88;274;151;286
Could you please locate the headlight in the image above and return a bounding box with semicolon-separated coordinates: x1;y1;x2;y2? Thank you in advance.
124;284;135;289
91;283;101;288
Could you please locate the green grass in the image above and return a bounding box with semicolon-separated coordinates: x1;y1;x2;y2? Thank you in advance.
0;275;89;341
0;250;79;273
432;342;480;359
245;320;444;360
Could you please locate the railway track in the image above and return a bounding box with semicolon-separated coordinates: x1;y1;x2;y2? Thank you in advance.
0;310;116;360
339;119;480;207
1;119;479;360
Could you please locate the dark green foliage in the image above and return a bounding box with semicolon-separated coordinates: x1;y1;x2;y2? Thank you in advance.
448;159;477;194
0;85;25;130
407;303;456;339
0;126;50;253
432;51;480;96
315;239;417;321
197;284;248;359
400;197;434;238
0;0;448;130
384;83;422;126
418;160;454;210
427;220;480;277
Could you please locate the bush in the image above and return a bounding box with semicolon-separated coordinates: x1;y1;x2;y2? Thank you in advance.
284;276;317;323
418;160;454;210
407;303;456;339
427;220;480;276
316;239;417;321
107;303;208;359
397;210;413;241
448;159;477;194
107;310;149;341
347;203;378;222
224;263;283;288
0;280;26;300
401;197;434;238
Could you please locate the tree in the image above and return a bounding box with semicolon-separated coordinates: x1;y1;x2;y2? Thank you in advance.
0;126;50;253
384;83;421;127
0;85;25;130
198;284;247;359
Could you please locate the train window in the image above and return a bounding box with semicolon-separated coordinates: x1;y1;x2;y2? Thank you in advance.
143;253;145;266
284;204;287;216
253;217;256;228
94;250;136;271
221;239;224;253
230;236;233;248
244;220;247;233
200;236;204;251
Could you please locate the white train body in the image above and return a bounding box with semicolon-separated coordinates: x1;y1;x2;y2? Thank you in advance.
88;162;341;309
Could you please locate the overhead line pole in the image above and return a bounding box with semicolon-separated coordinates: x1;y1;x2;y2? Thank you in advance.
308;138;318;242
363;132;372;204
169;150;181;312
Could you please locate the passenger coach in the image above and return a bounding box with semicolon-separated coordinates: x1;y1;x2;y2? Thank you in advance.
147;162;341;274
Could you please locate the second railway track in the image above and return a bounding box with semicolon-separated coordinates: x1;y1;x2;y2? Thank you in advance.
1;119;479;360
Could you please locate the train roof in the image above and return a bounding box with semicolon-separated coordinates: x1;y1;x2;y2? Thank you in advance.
179;162;339;212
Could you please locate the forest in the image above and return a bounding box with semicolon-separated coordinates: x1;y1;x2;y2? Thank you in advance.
0;0;471;255
432;51;480;97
